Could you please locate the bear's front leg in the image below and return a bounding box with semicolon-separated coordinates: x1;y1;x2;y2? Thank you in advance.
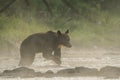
53;48;61;65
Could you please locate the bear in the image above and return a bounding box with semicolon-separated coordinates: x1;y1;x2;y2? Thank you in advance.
19;30;72;66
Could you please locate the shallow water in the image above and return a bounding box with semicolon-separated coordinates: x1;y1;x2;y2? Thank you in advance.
0;77;115;80
0;48;120;80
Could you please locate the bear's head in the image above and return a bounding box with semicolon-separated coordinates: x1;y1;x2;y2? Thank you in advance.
57;30;72;48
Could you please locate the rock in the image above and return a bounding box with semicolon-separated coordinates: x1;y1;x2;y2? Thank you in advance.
1;66;120;78
57;68;75;75
2;67;35;77
75;67;98;76
44;70;54;77
35;72;43;77
45;70;54;74
99;66;120;79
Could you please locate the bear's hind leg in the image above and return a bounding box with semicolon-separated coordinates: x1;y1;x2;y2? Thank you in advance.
19;53;35;66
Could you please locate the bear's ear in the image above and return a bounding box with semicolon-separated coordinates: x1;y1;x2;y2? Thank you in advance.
57;30;62;35
65;29;69;34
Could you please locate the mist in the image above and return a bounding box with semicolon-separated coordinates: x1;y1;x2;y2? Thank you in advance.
0;0;120;80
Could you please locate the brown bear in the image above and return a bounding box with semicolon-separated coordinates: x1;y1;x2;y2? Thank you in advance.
19;30;72;66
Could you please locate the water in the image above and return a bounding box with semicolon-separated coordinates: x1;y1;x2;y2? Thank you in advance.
0;77;114;80
0;48;120;80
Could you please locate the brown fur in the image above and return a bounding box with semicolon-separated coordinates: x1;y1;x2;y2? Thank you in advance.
19;30;71;66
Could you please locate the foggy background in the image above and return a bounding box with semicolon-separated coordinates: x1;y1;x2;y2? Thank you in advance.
0;0;120;80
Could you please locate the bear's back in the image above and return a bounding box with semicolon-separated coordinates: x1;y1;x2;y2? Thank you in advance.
21;31;57;49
